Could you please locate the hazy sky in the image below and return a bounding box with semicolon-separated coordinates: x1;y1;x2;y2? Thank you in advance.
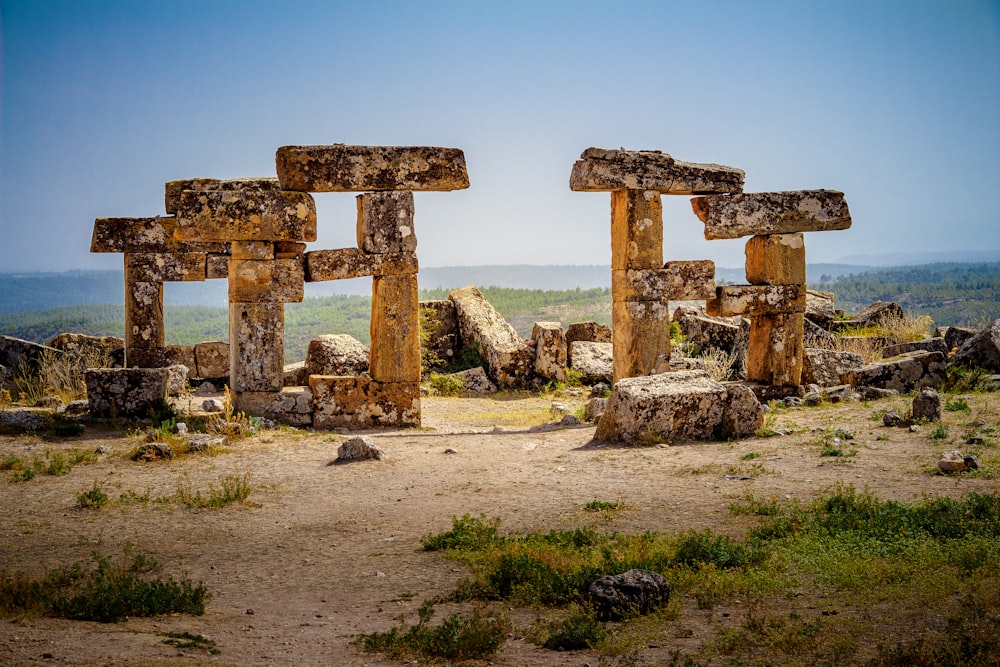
2;0;998;274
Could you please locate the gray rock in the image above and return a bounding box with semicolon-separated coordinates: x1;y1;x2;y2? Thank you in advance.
803;317;835;348
672;305;740;354
805;290;836;330
194;381;218;396
802;348;863;387
337;435;385;462
583;397;608;423
912;388;941;422
283;361;309;387
185;434;226;452
306;334;370;377
835;301;904;331
202;398;225;412
0;409;51;433
721;383;764;437
589;382;610;398
883;337;948;359
939;326;976;353
85;368;170;417
165;364;189;395
803;391;824;406
450;367;497;393
883;410;903;427
133;442;173;461
589;569;671;621
62;400;90;416
783;396;803;407
565;321;612;346
569;341;613;384
938;450;968;473
532;322;568;382
449;286;534;389
559;414;582;426
950;319;1000;373
963;453;980;470
859;386;900;400
47;333;125;368
856;351;947;393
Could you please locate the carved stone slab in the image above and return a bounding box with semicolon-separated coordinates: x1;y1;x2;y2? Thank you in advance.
305;248;418;282
164;177;281;215
612;261;716;302
693;190;851;240
228;258;305;303
126;253;207;283
91;217;227;254
570;148;744;194
175;190;317;242
707;285;807;317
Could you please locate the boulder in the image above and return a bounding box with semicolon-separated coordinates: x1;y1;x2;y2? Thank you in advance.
133;442;173;461
0;408;52;433
911;388;941;422
805;290;836;330
595;370;727;443
835;301;904;331
937;326;976;353
194;341;230;379
855;351;946;393
672;305;740;354
85;368;170;417
569;341;613;384
448;367;497;393
0;336;68;385
565;321;612;346
882;337;947;359
305;334;369;376
202;398;224;412
938;450;972;474
420;299;460;369
283;361;309;387
950;319;1000;373
721;383;764;437
337;435;386;462
802;348;864;387
449;286;533;388
589;569;671;621
583;397;608;423
47;333;125;368
532;322;568;382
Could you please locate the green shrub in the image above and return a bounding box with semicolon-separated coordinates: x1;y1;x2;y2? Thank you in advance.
537;607;607;651
944;397;971;412
672;530;760;570
76;482;108;509
422;514;504;552
429;373;464;396
359;600;507;661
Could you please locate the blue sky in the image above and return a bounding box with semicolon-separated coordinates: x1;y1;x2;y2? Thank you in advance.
1;0;998;274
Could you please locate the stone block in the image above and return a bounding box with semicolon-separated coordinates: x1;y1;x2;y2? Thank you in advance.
125;281;164;351
951;319;1000;372
229;302;284;392
420;300;459;367
856;351;947;393
532;322;568;382
126;253;206;283
0;336;68;377
612;261;716;301
305;334;369;376
283;361;309;387
802;348;864;387
235;388;313;426
449;286;534;388
274;242;307;259
936;326;976;352
48;333;125;369
447;367;497;393
883;337;948;359
834;301;905;331
594;370;727;443
612;300;671;383
806;290;836;330
746;313;804;386
228;258;305;303
720;383;765;437
305;248;418;282
569;341;613;384
164;177;281;215
570;148;745;194
91;216;227;254
356;191;416;254
310;374;420;428
164;363;189;395
370;274;421;383
275;144;470;192
611;189;662;270
127;347;172;369
565;321;612;346
230;241;275;260
707;285;806;317
164;345;196;374
672;305;740;354
693;190;852;239
175;190;317;242
745;233;805;285
194;341;229;379
206;254;230;279
85;367;170;417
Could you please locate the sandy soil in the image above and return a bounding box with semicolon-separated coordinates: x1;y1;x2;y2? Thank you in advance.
1;390;997;666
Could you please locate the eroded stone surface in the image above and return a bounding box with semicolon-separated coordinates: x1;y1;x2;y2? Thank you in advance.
85;368;170;417
745;233;805;285
693;190;851;240
275;145;470;192
91;217;227;254
126;253;207;283
708;285;806;317
194;341;229;379
370;274;420;384
721;383;765;437
125;281;164;354
356;191;416;254
47;333;124;369
882;337;948;359
420;300;459;368
305;248;418;281
565;322;612;346
802;348;864;387
612;300;671;382
228;258;305;303
164;177;281;214
951;319;1000;373
305;334;369;377
532;322;568;382
672;306;740;354
570;341;613;384
856;351;946;393
806;290;836;330
611;189;663;270
235;388;313;426
449;286;533;389
175;190;317;242
310;374;420;428
570;148;744;194
229;302;284;392
613;261;716;301
746;313;805;386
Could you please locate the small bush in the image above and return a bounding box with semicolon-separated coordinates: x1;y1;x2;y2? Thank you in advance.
537;607;607;651
941;365;994;393
422;514;504;551
359;600;507;661
76;482;108;509
931;424;949;440
821;446;844;457
429;373;465;396
584;499;624;512
176;473;253;508
673;530;759;569
945;397;971;412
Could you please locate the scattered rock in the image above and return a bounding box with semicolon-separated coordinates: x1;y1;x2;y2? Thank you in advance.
803;391;823;406
569;341;613;384
783;396;803;408
882;337;948;359
337;435;385;462
164;364;189;395
966;437;985;445
589;382;610;398
282;361;309;387
672;305;740;354
532;322;568;382
133;442;173;461
833;428;854;440
559;414;582;426
450;367;497;393
938;450;968;473
194;381;218;396
306;334;369;376
185;434;226;452
950;318;1000;373
855;351;946;393
883;410;902;427
911;388;941;422
443;447;458;454
835;301;904;331
589;569;671;621
938;326;976;353
550;402;572;417
909;424;921;433
202;398;225;412
963;453;980;470
720;383;764;437
583;397;608;423
449;286;533;389
94;445;110;455
805;290;836;330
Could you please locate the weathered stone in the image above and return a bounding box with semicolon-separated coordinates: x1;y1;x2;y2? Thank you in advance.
193;381;218;396
883;337;948;359
738;381;805;403
746;313;805;386
420;300;459;368
721;383;765;437
164;364;189;395
565;322;612;346
707;285;806;317
912;388;941;422
125;252;206;283
449;286;533;388
164;177;281;214
938;450;968;474
448;366;497;393
125;280;164;353
370;274;421;384
612;300;671;382
164;345;196;372
583;397;608;423
305;248;418;281
235;388;313;427
745;233;805;285
862;386;900;401
951;319;1000;373
855;351;947;393
672;305;741;354
206;253;230;279
937;326;977;353
228;258;305;303
613;261;716;301
175;190;317;242
133;442;172;461
185;434;226;452
127;347;174;369
194;341;229;379
275;145;470;192
85;367;170;417
589;569;671;621
305;334;369;377
834;301;905;331
802;348;864;387
803;317;834;348
36;394;63;408
693;190;851;240
0;409;52;433
356;191;416;254
595;370;727;443
569;342;613;384
47;333;125;368
310;374;420;428
611;189;663;270
532;322;568;382
283;361;309;387
202;398;224;412
229;302;284;392
91;216;227;254
805;290;836;330
274;241;307;259
337;435;385;461
230;240;275;260
570;148;744;194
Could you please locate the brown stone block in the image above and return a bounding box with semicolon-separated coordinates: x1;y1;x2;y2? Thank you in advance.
369;274;420;383
164;345;196;372
356;191;417;254
745;234;805;285
532;322;568;381
746;313;804;386
126;346;170;369
175;190;317;242
229;302;284;392
195;341;230;379
274;242;307;259
310;374;420;428
125;253;206;283
206;253;230;279
234;388;312;427
611;189;663;270
612;260;716;301
707;285;806;317
305;248;418;282
275;144;470;192
91;217;227;254
231;241;274;260
229;258;304;303
693;190;852;240
125;280;164;352
612;299;671;383
164;177;281;215
570;148;745;194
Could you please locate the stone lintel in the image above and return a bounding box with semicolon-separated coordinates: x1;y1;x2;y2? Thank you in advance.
745;233;806;285
707;285;806;317
356;191;417;254
228;258;305;303
612;261;716;302
164;177;281;215
305;248;418;282
91;217;227;254
693;190;852;240
125;252;207;283
309;374;421;428
570;147;744;194
611;189;663;270
275;144;470;192
175;190;317;242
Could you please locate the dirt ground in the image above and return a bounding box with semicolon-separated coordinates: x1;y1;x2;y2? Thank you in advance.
1;390;998;666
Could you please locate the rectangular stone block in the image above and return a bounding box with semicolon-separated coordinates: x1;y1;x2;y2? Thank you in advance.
206;253;230;279
746;313;804;386
276;145;470;192
175;190;317;242
274;242;307;259
91;217;227;254
309;375;420;428
369;274;420;383
745;234;806;285
85;368;170;417
570;147;745;194
356;191;417;254
194;341;230;379
612;261;716;302
693;190;852;240
611;189;663;270
449;286;534;389
126;346;171;369
707;285;807;317
164;344;196;372
612;299;671;383
125;280;164;352
228;258;305;303
532;322;568;382
305;248;418;282
234;388;313;427
229;302;284;392
164;177;281;215
231;241;274;260
125;253;206;283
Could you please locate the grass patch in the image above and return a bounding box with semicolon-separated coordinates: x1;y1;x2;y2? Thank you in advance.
3;447;98;481
160;631;220;655
931;424;949;440
944;396;971;412
76;482;109;509
428;373;464;396
175;472;254;508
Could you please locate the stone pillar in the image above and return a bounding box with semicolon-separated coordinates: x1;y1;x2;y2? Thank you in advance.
124;275;164;368
229;301;285;392
369;274;421;384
